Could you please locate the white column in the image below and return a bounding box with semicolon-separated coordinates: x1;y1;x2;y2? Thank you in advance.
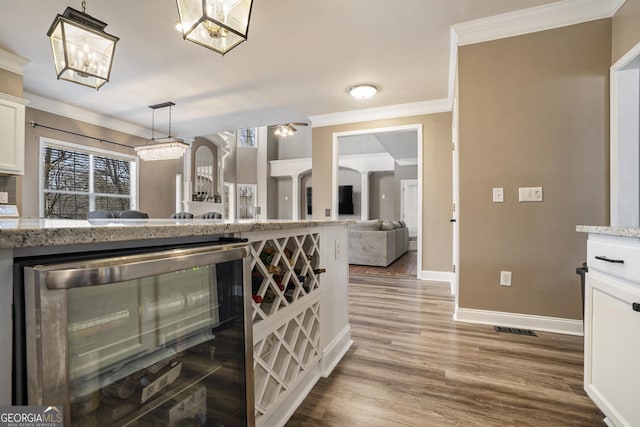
257;127;268;220
360;171;370;220
291;173;300;220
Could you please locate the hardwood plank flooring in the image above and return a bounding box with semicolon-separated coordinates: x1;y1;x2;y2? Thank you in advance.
349;250;418;277
285;275;604;427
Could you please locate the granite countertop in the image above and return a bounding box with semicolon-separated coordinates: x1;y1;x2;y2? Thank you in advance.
576;225;640;238
0;218;349;249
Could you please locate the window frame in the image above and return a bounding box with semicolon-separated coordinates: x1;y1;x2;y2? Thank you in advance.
39;137;139;219
238;128;258;148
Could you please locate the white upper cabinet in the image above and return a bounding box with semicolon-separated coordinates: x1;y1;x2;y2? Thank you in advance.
0;93;27;175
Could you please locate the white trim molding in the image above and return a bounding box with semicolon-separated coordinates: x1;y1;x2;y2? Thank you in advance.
0;48;30;75
25;92;150;139
320;325;353;378
421;270;454;283
421;270;455;295
310;98;451;128
454;307;584;336
453;0;623;47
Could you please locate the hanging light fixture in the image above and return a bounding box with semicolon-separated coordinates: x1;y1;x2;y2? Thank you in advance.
47;1;119;89
176;0;254;55
273;122;308;137
135;102;189;161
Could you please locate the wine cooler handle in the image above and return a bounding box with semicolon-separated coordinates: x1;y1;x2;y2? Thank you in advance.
594;255;624;264
33;242;251;290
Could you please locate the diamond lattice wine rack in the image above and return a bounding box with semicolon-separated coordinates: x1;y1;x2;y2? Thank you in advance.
249;233;321;322
245;232;323;425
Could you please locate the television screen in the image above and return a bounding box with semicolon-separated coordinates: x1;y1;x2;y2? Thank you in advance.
338;185;354;215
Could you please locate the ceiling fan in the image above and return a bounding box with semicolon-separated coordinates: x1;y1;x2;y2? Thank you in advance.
274;122;308;137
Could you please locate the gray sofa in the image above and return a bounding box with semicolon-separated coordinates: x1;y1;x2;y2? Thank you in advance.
348;219;409;267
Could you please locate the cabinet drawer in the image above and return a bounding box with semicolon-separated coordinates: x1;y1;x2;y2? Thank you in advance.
587;236;640;283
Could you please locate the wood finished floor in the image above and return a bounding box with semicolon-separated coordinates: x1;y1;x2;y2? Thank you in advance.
349;250;418;277
286;275;604;427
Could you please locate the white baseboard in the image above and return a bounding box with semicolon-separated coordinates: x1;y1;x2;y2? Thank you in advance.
454;307;584;336
421;270;454;283
320;325;353;377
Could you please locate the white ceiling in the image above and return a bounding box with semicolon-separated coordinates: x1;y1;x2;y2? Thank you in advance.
339;131;418;164
0;0;559;141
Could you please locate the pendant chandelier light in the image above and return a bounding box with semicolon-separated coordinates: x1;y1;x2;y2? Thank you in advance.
47;1;119;89
176;0;254;55
274;122;308;137
135;102;189;161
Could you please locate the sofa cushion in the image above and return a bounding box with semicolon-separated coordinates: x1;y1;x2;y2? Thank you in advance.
398;219;407;228
350;219;382;230
380;221;394;231
392;221;402;229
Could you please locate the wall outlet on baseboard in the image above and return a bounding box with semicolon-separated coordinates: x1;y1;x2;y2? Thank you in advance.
500;271;512;287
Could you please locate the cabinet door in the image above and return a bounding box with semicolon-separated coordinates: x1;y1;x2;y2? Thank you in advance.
585;271;640;427
0;94;26;175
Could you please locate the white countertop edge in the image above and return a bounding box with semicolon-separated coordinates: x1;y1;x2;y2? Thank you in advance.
576;225;640;238
0;219;353;249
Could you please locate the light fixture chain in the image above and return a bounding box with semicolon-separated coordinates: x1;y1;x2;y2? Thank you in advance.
168;104;172;138
81;0;86;13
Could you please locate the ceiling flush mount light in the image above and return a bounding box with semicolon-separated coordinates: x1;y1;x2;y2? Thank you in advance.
274;122;308;137
47;1;119;89
176;0;254;55
349;83;378;99
135;102;189;161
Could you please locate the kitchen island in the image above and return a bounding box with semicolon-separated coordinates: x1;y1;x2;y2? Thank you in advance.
577;225;640;427
1;219;352;427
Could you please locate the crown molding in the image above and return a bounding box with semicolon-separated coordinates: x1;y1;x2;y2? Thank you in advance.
0;49;30;75
453;0;622;47
25;92;150;139
309;98;451;128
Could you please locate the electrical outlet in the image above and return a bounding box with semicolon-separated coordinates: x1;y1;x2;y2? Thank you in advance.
0;192;8;204
335;240;340;259
500;271;512;287
492;187;504;203
325;208;331;217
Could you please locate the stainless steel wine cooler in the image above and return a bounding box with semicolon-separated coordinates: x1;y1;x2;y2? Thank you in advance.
20;241;254;426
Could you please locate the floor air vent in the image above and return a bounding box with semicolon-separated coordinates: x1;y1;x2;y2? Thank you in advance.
495;326;537;336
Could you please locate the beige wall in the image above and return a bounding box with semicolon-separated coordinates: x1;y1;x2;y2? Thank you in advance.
612;0;640;63
0;68;22;98
22;108;178;218
312;113;453;272
458;19;611;320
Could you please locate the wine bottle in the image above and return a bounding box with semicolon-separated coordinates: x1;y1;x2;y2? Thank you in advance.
266;264;281;275
303;268;326;292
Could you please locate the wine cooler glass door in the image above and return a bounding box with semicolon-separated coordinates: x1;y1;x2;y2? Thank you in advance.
24;242;253;427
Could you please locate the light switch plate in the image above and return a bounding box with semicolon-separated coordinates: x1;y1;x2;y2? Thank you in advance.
519;187;543;202
492;188;504;203
0;192;8;204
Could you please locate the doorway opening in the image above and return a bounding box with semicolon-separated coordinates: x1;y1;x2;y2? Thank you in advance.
333;125;422;278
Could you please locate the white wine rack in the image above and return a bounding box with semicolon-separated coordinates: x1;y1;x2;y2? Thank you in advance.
249;233;321;323
244;231;323;426
253;302;320;422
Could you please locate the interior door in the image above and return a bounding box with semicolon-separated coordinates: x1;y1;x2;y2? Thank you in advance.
401;179;418;237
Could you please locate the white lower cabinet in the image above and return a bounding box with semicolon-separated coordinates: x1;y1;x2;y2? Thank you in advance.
585;234;640;427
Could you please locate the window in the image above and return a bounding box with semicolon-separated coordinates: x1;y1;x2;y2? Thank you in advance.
238;184;257;219
238;128;257;148
40;138;137;219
